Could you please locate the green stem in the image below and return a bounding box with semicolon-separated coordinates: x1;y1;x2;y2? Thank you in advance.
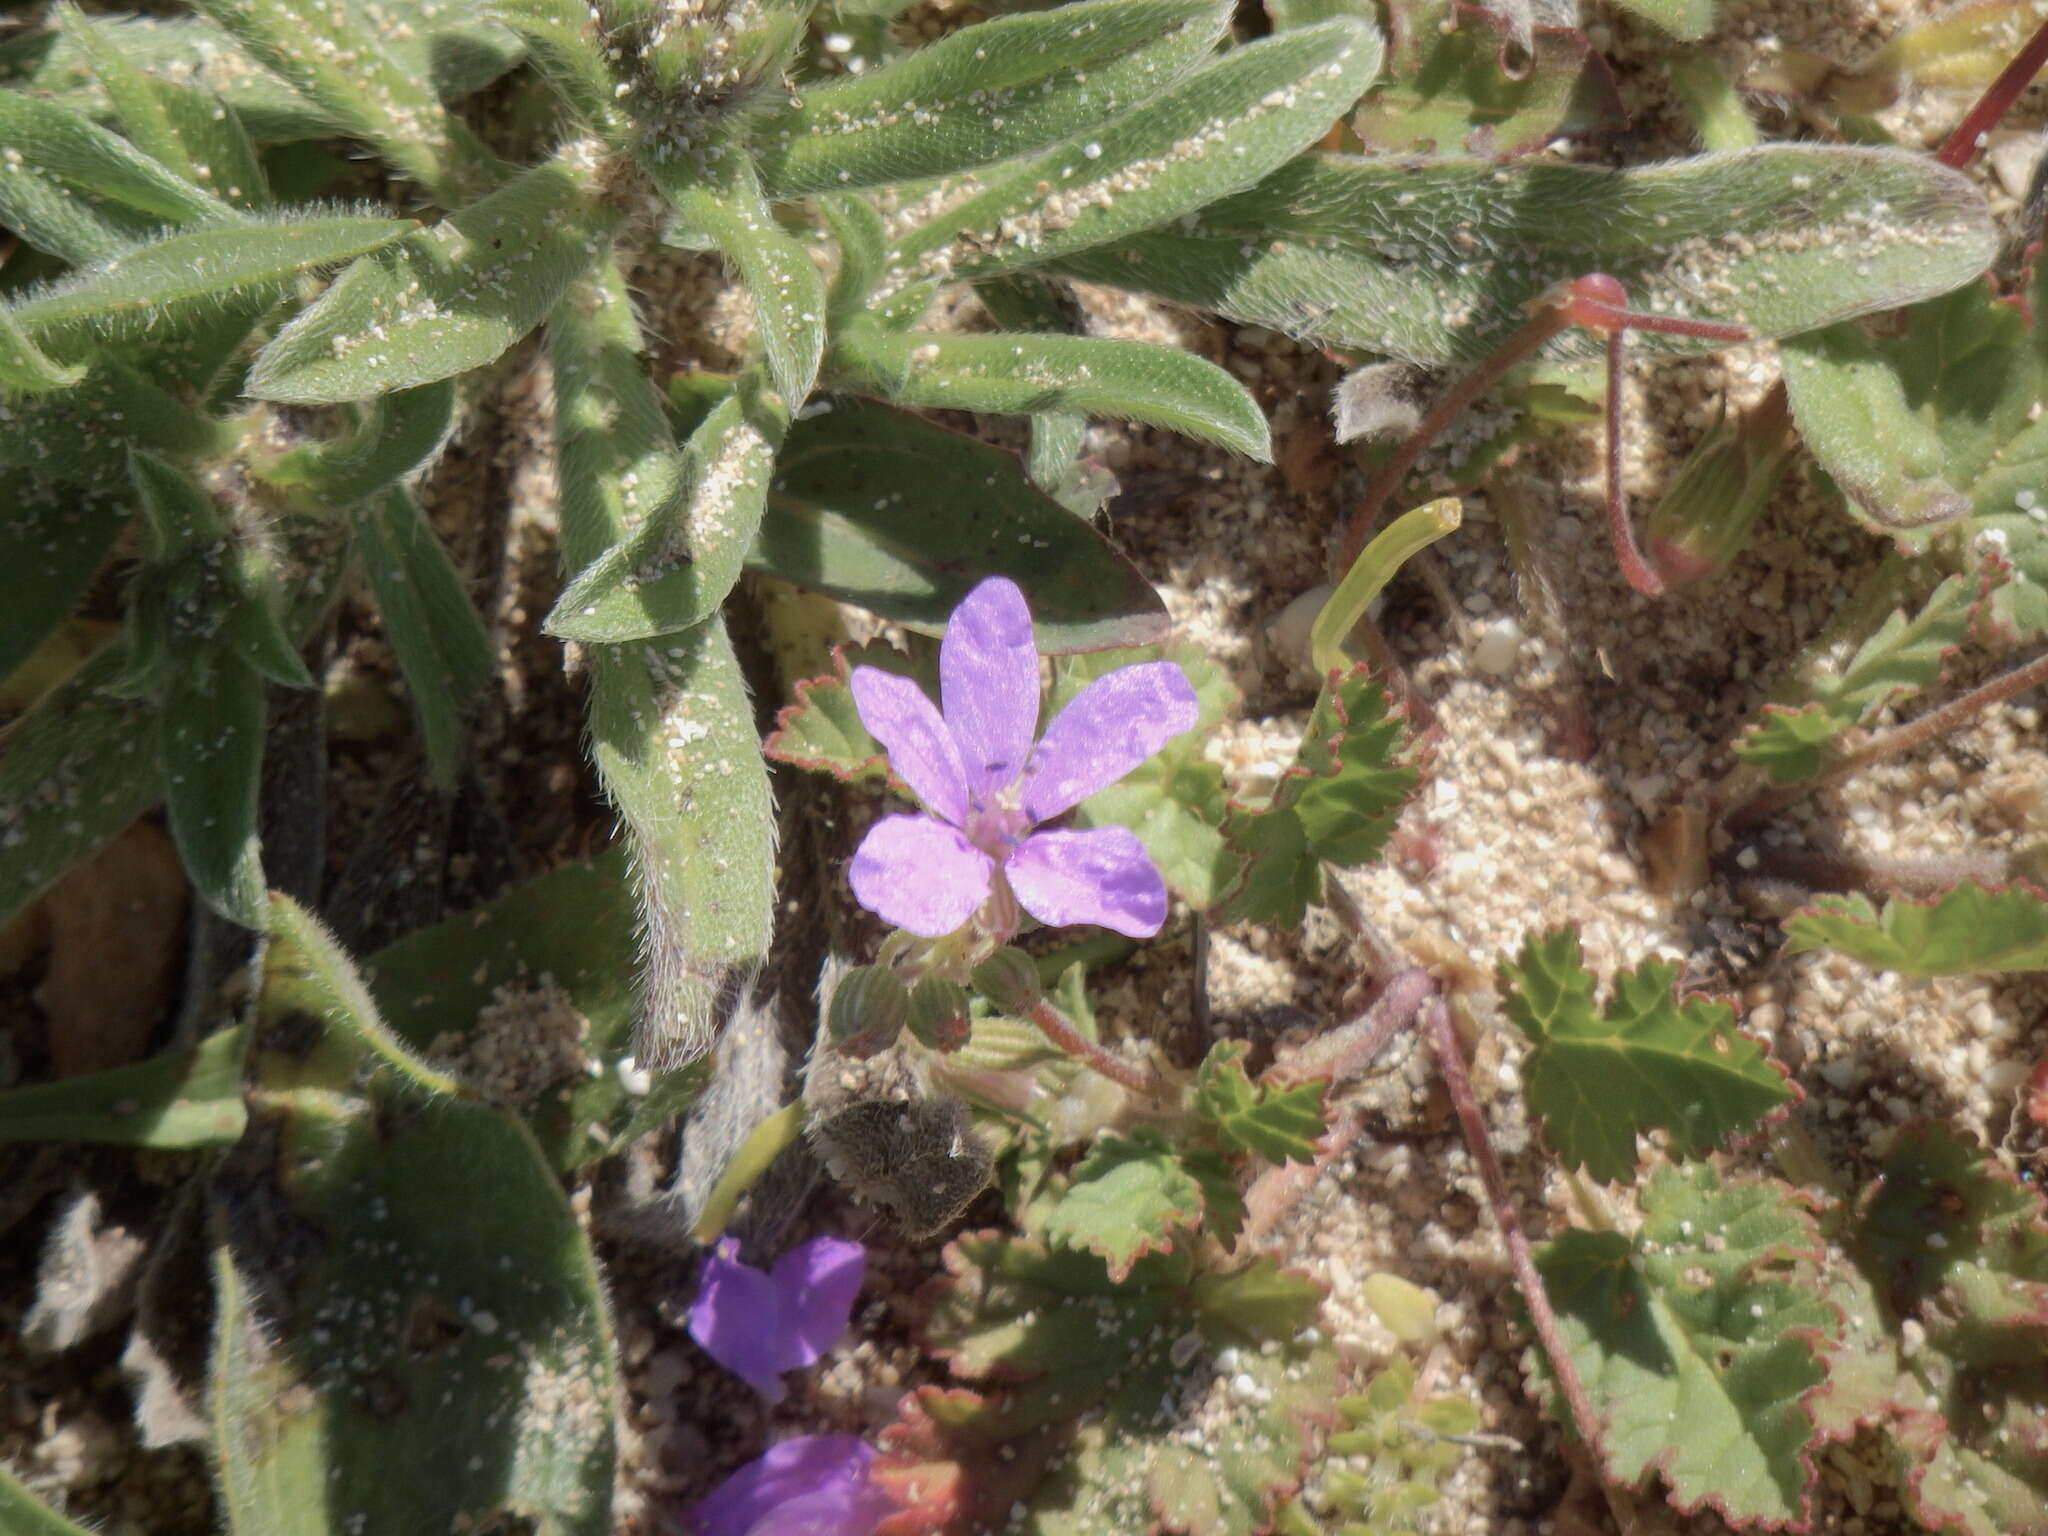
1312;497;1463;677
690;1099;806;1244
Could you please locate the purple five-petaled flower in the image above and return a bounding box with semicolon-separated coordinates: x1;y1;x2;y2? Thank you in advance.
849;577;1198;940
686;1236;865;1405
686;1434;894;1536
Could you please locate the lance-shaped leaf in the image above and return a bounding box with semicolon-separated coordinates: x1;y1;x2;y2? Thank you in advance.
1194;1038;1326;1163
877;1235;1335;1536
0;361;226;492
486;0;622;136
212;895;616;1536
0;91;233;237
249;157;609;403
158;651;267;926
885;18;1384;292
0;1025;247;1148
1735;572;1980;784
1783;260;2048;638
0;1465;98;1536
660;155;825;407
356;487;495;785
545;372;785;644
264;380;457;506
0;308;85;393
1785;881;2048;976
1842;1123;2048;1536
60;5;271;208
552;265;774;1069
1537;1165;1831;1527
368;848;709;1171
1211;665;1415;927
7;213;414;358
1053;144;1998;366
0;484;127;686
185;0;472;194
1352;0;1623;157
831;327;1270;460
0;648;161;932
1497;928;1795;1182
751;0;1230;196
1046;643;1235;905
971;274;1106;510
744;392;1170;650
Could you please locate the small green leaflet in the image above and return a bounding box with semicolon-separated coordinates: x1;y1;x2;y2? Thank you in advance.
1784;881;2048;976
1194;1039;1326;1164
1497;928;1794;1182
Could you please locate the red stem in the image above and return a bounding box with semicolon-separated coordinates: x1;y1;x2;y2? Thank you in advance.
1425;997;1605;1457
1025;998;1154;1096
1937;14;2048;170
1603;329;1665;598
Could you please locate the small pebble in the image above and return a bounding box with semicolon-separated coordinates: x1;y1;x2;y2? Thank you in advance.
1472;618;1522;676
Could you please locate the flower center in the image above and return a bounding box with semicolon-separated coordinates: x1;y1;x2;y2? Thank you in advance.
962;786;1031;859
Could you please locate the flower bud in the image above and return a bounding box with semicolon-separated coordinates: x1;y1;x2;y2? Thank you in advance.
971;946;1043;1014
1644;385;1797;588
825;964;909;1059
906;976;972;1053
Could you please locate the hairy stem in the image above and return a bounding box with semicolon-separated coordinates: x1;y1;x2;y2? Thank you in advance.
1267;966;1436;1087
1024;998;1155;1096
1425;997;1604;1457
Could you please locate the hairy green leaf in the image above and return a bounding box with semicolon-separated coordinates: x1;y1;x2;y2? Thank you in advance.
486;0;623;137
545;371;785;643
0;1025;246;1148
1607;0;1716;40
1734;572;1979;783
249;157;608;403
269;380;457;506
1048;643;1236;905
1539;1165;1829;1527
0;306;85;392
0;362;226;491
213;895;615;1536
833;327;1271;459
1498;928;1795;1181
746;392;1170;650
8;213;413;356
1213;665;1415;926
1352;0;1623;157
0;91;232;241
0;484;126;685
886;19;1384;292
1054;145;1997;366
0;1464;98;1536
1785;881;2048;975
1195;1039;1326;1163
1783;260;2048;638
159;650;266;926
356;488;495;785
552;264;774;1069
879;1235;1334;1536
754;0;1229;196
1042;1127;1208;1280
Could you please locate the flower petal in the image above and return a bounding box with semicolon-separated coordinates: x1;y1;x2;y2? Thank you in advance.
849;815;994;937
1020;660;1198;823
741;1485;896;1536
850;667;969;826
688;1435;879;1536
940;576;1040;803
687;1239;789;1403
1006;826;1170;937
767;1236;865;1374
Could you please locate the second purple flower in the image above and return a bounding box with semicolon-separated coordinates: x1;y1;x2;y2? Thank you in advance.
848;576;1197;940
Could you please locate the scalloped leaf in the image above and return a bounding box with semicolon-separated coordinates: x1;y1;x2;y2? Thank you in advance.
885;19;1384;292
544;372;784;643
1783;258;2048;638
0;1024;246;1148
1047;642;1236;906
1785;880;2048;976
213;894;616;1536
832;327;1271;460
1041;1127;1207;1280
753;0;1229;196
1734;572;1980;783
1843;1123;2048;1535
1539;1164;1829;1527
877;1234;1334;1536
1352;0;1623;157
7;213;414;357
368;847;708;1171
355;487;494;785
1211;664;1416;927
249;157;607;403
1498;928;1796;1182
1195;1039;1326;1164
761;639;924;780
1051;144;1997;367
746;393;1170;650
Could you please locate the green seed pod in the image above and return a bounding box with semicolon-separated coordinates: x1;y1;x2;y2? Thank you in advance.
971;946;1042;1015
907;976;972;1053
1644;385;1797;588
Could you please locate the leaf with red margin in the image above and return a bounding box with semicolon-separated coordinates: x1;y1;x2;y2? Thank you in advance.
1040;1128;1207;1281
1785;880;2048;976
1848;1123;2048;1535
1355;0;1624;158
1536;1164;1831;1529
874;1232;1335;1536
762;640;932;782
